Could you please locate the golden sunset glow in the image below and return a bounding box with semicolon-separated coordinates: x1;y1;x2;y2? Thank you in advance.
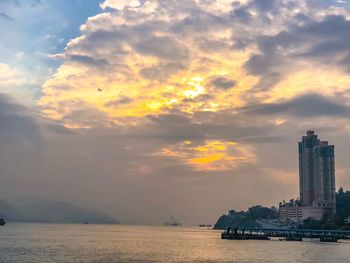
155;140;256;171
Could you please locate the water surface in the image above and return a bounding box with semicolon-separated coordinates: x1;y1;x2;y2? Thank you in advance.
0;224;349;263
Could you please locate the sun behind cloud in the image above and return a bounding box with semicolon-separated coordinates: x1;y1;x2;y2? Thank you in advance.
39;0;350;130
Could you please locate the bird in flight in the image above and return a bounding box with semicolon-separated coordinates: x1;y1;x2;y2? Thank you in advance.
97;88;103;92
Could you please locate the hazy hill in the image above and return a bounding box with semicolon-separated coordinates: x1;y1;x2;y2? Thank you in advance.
0;199;21;221
0;199;118;224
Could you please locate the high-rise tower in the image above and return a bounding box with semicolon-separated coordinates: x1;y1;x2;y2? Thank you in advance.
298;131;336;215
298;131;319;206
314;141;336;214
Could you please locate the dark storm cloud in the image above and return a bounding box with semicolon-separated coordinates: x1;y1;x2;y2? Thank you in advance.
69;55;110;68
243;93;350;117
210;77;237;90
244;53;284;91
252;72;282;92
134;36;189;62
170;9;229;34
231;0;282;25
139;62;186;80
293;15;350;71
258;15;350;55
250;0;278;12
244;14;350;90
119;110;288;146
231;6;253;23
244;54;284;76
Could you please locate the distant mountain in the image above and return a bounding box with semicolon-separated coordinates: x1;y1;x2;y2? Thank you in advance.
0;199;118;224
0;199;21;221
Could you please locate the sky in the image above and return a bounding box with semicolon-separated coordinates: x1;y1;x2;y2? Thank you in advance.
1;0;350;225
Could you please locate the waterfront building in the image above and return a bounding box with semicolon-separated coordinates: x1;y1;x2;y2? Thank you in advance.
279;131;336;223
279;201;325;223
299;131;336;215
279;200;303;223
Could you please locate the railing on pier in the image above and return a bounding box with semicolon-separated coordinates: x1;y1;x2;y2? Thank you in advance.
221;227;350;242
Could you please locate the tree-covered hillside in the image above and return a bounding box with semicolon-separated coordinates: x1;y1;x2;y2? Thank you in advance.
214;205;278;230
335;187;350;220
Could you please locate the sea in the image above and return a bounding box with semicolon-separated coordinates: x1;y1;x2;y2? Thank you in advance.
0;223;349;263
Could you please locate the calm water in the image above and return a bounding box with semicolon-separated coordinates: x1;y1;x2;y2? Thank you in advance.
0;224;350;263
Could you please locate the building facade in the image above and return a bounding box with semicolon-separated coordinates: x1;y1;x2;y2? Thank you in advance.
298;130;319;206
299;131;336;215
279;200;325;223
279;200;303;223
279;131;336;223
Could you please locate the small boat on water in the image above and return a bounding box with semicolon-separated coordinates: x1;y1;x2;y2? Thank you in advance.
165;216;182;227
0;218;6;226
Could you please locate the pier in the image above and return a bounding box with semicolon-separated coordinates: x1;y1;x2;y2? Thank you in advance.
221;227;350;242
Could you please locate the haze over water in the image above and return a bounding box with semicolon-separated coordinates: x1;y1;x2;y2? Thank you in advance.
0;224;349;263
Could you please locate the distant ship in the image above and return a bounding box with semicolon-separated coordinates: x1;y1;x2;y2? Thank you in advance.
0;218;6;226
165;216;182;227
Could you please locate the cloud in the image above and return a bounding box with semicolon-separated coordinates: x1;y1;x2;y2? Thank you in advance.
69;54;110;69
244;14;350;91
39;0;350;129
100;0;141;10
243;93;350;117
105;96;133;107
154;140;256;171
210;77;237;90
35;0;350;185
0;94;44;150
134;35;189;62
0;63;26;87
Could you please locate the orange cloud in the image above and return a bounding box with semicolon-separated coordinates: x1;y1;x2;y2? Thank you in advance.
154;140;256;171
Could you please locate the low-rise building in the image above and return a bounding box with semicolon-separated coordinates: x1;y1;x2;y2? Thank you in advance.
279;200;302;223
279;200;326;223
